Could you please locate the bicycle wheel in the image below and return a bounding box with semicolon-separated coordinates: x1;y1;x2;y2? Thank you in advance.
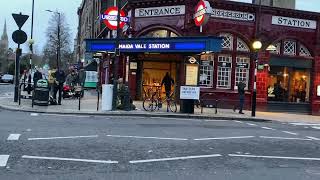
143;98;157;111
168;100;177;113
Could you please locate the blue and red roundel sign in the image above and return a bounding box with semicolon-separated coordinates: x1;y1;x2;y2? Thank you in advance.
100;7;130;30
194;0;212;27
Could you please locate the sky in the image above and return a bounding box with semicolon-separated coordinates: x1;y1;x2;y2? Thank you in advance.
0;0;319;55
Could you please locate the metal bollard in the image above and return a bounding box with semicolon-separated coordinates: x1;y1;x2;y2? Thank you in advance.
123;85;131;111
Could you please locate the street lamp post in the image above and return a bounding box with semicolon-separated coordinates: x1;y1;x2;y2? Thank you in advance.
251;40;262;117
29;0;35;70
46;10;61;70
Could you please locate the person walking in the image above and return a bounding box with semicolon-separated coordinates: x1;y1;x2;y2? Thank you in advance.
53;69;66;105
234;80;246;114
161;72;174;99
33;68;43;86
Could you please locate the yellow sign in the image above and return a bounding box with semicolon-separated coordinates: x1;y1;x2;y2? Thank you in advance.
186;64;198;86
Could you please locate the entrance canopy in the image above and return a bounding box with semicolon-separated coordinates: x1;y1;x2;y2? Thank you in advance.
85;36;222;53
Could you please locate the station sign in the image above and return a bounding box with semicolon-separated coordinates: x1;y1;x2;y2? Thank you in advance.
211;8;255;22
194;0;212;27
272;16;317;30
100;7;130;30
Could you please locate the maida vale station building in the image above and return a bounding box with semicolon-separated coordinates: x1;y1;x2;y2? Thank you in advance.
80;0;320;115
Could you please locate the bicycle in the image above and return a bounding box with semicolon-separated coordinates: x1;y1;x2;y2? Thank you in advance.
143;85;177;113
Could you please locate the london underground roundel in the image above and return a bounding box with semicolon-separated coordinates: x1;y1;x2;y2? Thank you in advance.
194;0;212;27
101;7;129;30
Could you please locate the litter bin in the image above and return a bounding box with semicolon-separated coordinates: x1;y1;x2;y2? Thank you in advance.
180;99;195;114
33;79;49;106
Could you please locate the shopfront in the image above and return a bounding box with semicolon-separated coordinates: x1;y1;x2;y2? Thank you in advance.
85;36;223;100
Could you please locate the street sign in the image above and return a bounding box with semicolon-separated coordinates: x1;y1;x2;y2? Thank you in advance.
12;13;29;29
100;7;129;30
12;30;27;44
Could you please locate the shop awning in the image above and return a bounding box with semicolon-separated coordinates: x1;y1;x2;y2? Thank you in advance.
269;56;313;69
85;36;223;53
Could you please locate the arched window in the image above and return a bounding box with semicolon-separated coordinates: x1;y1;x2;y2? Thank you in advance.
139;29;178;38
270;40;312;57
199;33;251;90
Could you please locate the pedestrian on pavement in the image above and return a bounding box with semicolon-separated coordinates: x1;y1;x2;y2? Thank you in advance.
53;69;66;105
33;68;43;87
234;80;246;114
161;72;174;98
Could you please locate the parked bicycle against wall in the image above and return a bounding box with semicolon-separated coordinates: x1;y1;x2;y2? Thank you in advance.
143;85;177;113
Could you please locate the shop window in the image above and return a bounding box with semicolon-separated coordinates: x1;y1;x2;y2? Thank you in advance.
299;44;311;57
237;38;250;52
269;42;281;55
283;40;296;56
235;57;250;90
219;33;233;50
199;54;214;87
217;55;232;89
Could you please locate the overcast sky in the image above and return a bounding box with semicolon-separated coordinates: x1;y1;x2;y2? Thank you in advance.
0;0;319;54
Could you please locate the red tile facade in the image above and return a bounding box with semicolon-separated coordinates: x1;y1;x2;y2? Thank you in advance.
125;0;320;114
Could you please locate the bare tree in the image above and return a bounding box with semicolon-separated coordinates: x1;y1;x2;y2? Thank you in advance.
43;12;73;70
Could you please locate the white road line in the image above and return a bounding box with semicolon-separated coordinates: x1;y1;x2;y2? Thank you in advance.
306;136;320;140
30;113;39;116
106;134;188;141
194;136;255;141
282;131;298;135
259;136;312;141
234;120;243;123
312;126;320;130
246;123;257;126
261;127;275;130
204;120;229;122
41;114;90;118
22;155;118;164
0;155;10;167
28;135;99;141
290;123;320;126
229;154;320;161
7;134;21;141
129;154;222;164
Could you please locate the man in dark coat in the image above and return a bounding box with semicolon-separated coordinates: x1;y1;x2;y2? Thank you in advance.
33;69;43;86
234;80;246;114
161;72;174;98
53;69;66;105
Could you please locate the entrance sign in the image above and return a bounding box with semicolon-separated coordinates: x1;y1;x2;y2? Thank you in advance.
211;8;255;22
180;86;200;100
272;16;317;30
194;0;212;27
86;36;223;53
135;5;185;18
101;7;129;30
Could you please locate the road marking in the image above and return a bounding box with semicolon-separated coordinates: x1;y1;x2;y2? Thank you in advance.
129;154;222;164
22;155;118;164
150;117;202;122
246;123;257;126
7;134;21;141
290;123;320;126
282;131;298;135
41;114;90;118
30;113;39;116
306;136;320;140
0;155;10;167
28;135;99;141
194;136;255;141
312;126;320;130
204;120;228;122
229;154;320;161
259;136;312;141
106;134;188;141
234;120;243;123
261;127;275;130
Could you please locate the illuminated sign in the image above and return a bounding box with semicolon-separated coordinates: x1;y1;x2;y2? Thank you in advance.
135;5;185;17
194;0;212;27
101;7;129;30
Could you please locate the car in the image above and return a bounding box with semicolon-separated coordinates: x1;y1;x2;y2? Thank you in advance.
1;74;14;84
